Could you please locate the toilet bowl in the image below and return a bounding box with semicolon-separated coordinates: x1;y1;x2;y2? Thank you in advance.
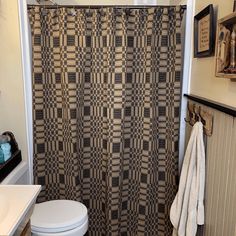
31;200;88;236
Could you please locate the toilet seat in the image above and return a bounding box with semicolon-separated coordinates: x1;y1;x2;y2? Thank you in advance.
31;200;88;233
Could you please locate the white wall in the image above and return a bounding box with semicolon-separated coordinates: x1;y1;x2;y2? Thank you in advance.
190;0;236;107
0;1;28;162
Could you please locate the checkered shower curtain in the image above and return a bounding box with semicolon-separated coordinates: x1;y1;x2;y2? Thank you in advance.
28;6;185;235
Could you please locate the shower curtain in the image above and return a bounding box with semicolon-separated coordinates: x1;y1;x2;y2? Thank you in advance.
28;6;185;236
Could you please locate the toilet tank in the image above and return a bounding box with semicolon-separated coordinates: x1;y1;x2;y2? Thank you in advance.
0;161;29;185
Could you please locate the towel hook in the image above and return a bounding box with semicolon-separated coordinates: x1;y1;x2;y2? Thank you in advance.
194;105;201;122
184;101;213;136
184;101;191;123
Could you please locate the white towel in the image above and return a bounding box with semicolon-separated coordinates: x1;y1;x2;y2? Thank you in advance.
170;122;205;236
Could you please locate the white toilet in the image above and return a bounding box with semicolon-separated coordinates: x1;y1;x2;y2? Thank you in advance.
31;200;88;236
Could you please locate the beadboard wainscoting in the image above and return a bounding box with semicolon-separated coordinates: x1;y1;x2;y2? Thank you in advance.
185;103;236;236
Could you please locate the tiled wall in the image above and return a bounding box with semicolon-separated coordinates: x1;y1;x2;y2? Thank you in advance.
185;103;236;236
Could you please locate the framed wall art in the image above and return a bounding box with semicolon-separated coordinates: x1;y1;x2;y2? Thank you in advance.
194;4;215;58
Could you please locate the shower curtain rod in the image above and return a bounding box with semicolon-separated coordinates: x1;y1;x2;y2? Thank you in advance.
27;4;187;10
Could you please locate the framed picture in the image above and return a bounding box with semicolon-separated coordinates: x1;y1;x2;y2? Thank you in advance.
194;4;215;58
234;1;236;11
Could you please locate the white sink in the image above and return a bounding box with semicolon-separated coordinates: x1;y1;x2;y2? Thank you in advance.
0;185;41;236
0;193;9;223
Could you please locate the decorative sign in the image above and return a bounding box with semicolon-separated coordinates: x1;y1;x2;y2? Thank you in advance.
194;5;215;58
198;14;210;52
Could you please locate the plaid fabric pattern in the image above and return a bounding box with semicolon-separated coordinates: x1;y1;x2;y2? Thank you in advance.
28;6;184;236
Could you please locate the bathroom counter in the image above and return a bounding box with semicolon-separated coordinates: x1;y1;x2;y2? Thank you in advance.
0;185;41;236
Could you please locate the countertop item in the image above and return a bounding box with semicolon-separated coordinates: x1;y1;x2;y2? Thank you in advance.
0;185;41;236
0;132;22;182
0;135;10;144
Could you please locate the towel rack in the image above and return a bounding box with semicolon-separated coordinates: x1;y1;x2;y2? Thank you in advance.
185;101;213;136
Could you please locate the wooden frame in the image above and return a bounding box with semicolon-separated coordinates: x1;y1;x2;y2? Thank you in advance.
215;12;236;79
194;4;215;58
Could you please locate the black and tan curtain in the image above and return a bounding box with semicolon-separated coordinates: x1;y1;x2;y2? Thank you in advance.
28;6;185;236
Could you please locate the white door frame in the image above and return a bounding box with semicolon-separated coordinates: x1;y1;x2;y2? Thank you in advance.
178;0;195;171
17;0;34;184
17;0;195;182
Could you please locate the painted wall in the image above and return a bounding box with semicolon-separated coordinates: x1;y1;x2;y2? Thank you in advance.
0;1;28;162
190;0;236;107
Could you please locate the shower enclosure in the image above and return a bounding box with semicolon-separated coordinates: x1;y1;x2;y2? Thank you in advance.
17;1;193;235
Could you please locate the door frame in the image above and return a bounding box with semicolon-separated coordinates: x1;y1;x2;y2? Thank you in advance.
17;0;34;184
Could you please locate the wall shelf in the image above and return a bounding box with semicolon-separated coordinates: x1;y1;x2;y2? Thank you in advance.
215;12;236;79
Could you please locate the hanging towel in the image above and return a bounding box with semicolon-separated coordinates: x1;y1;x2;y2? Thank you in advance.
170;122;205;236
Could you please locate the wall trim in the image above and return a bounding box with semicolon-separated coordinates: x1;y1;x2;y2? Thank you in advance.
184;94;236;117
17;0;33;184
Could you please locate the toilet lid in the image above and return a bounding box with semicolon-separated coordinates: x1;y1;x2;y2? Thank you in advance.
31;200;88;233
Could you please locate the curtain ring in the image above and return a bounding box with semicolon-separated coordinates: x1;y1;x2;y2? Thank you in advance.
42;1;47;16
141;8;147;21
142;8;148;17
114;8;122;20
125;9;130;19
70;6;77;17
30;7;36;16
87;6;92;17
168;7;175;17
155;8;162;20
100;8;106;17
